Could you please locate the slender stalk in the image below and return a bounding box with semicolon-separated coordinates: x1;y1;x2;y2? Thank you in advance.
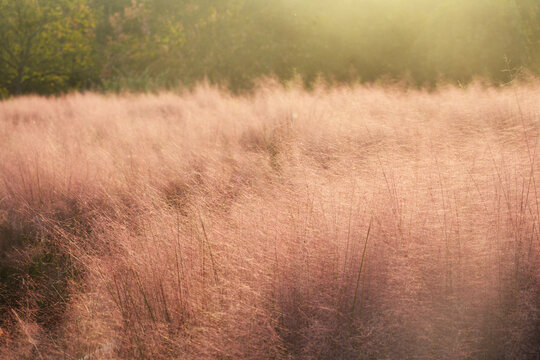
351;216;373;318
11;309;44;360
198;211;219;284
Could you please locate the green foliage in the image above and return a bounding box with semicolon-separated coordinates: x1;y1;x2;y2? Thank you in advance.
0;0;97;96
514;0;540;71
100;0;185;84
0;0;539;96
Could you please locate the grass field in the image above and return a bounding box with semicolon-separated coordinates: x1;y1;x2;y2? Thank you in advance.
0;82;539;359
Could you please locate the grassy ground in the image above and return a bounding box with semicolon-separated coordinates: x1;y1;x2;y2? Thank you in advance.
0;82;539;359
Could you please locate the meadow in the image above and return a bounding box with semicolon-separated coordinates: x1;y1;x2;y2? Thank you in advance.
0;82;539;359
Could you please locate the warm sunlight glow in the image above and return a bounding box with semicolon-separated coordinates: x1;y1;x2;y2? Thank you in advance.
0;0;539;358
1;82;539;358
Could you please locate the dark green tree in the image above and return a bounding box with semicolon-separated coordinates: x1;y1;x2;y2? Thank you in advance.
97;0;187;89
0;0;97;96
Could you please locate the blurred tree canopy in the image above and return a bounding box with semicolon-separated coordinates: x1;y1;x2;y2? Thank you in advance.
0;0;96;95
0;0;539;96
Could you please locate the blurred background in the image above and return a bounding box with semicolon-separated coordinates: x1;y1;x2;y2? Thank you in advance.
0;0;539;96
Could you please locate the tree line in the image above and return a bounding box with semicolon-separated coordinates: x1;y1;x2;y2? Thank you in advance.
0;0;539;97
